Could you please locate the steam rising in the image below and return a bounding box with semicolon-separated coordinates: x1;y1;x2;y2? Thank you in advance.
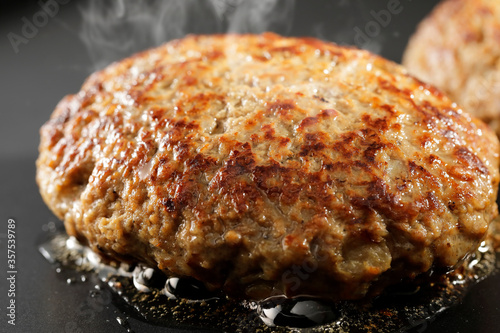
79;0;392;71
226;0;295;34
79;0;295;70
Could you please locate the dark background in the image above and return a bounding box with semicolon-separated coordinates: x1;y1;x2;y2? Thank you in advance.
1;0;499;332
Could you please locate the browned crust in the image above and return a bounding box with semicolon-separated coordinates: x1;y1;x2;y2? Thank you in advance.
37;33;499;300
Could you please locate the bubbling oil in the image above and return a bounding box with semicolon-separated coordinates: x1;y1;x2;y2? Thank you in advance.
39;229;498;332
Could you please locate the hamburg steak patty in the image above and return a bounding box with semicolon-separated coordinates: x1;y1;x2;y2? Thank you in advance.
37;33;499;300
403;0;500;136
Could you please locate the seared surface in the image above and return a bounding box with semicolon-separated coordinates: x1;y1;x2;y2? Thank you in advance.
37;33;499;300
403;0;500;136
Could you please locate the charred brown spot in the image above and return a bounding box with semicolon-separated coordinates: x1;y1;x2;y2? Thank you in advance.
448;166;474;181
183;75;198;86
163;198;175;212
270;45;301;55
454;146;488;175
160;118;200;133
173;177;198;208
203;50;224;61
80;92;97;109
253;162;300;205
378;78;405;96
267;100;296;117
262;124;276;140
331;132;358;158
298;117;319;131
350;178;409;223
418;133;432;148
302;37;346;57
380;104;396;114
463;30;483;42
362;114;390;132
149;106;168;121
299;132;327;156
391;123;402;131
427;154;441;164
186;154;217;172
425;191;440;211
319;109;338;118
409;161;439;187
314;95;329;103
363;142;387;163
252;54;270;62
244;118;258;130
279;137;291;147
223;143;256;177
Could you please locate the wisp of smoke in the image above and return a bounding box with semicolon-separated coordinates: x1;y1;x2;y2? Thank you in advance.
227;0;295;34
79;0;295;71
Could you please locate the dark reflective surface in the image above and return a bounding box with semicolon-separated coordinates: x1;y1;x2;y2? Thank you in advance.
2;1;500;332
258;297;340;328
164;277;217;301
133;266;166;293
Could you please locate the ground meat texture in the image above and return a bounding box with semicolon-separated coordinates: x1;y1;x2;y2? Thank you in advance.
37;33;500;301
403;0;500;137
